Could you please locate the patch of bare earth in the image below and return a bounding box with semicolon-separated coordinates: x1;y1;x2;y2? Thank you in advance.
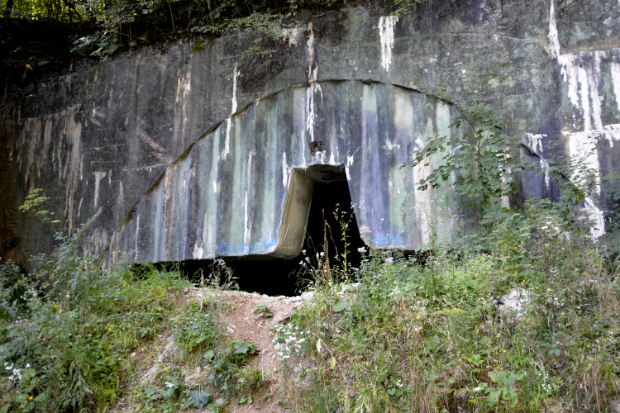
205;289;312;413
113;287;311;413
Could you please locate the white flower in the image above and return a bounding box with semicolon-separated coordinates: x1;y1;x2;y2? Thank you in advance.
385;257;394;264
357;247;367;253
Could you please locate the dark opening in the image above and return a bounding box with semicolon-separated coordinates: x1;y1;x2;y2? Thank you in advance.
164;176;366;296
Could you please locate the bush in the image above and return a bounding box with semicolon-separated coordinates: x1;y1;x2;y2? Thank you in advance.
174;302;219;353
0;227;191;411
280;236;620;411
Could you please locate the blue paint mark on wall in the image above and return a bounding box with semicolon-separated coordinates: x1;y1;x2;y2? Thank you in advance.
263;238;277;251
373;233;405;247
219;238;278;255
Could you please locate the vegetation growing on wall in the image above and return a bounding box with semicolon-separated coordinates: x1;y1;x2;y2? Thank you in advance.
274;64;620;411
281;233;620;412
0;0;423;63
2;55;619;411
0;218;262;412
0;0;421;109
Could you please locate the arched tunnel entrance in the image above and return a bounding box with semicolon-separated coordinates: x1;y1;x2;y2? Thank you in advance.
172;165;367;296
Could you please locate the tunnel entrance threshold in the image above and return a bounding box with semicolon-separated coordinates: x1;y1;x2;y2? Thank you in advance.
173;165;367;296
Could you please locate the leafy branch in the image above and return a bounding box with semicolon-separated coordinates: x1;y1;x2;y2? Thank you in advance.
407;60;524;222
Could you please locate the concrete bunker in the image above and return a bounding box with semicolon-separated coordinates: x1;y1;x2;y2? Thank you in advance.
173;164;367;296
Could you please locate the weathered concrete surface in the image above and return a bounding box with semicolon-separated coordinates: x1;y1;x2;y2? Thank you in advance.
106;83;463;265
1;0;620;266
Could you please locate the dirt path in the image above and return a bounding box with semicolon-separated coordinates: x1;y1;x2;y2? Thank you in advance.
188;289;313;413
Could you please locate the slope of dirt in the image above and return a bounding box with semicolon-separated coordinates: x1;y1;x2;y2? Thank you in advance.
203;290;313;413
112;287;312;412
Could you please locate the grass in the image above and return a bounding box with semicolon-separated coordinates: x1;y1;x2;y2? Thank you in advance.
278;228;620;412
0;247;262;412
2;202;619;412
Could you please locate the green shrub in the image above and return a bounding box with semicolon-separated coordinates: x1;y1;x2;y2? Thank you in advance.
0;221;191;412
281;239;619;412
174;303;219;352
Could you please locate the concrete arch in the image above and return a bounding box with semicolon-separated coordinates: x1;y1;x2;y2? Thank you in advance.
101;80;471;266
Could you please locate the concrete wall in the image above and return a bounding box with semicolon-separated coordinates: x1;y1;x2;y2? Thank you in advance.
1;0;620;266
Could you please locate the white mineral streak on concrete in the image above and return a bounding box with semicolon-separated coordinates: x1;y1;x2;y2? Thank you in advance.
307;23;315;78
93;171;107;208
78;197;83;220
549;0;615;239
244;151;253;245
604;124;620;147
378;16;398;71
385;138;400;151
329;124;337;164
221;66;239;161
118;181;124;209
205;129;222;258
174;64;192;142
548;0;560;59
500;189;511;208
527;133;550;190
305;23;324;156
282;152;290;187
577;67;592;131
566;131;600;193
414;135;431;245
591;54;604;131
585;197;606;239
566;131;605;238
549;0;613;134
612;59;620;113
243;190;249;244
135;214;140;259
345;154;354;180
193;243;204;259
306;24;322;145
313;150;325;163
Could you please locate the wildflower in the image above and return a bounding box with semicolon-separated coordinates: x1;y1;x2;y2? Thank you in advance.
503;350;506;353
118;357;121;360
385;257;394;264
218;260;225;265
357;247;367;253
29;396;33;400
